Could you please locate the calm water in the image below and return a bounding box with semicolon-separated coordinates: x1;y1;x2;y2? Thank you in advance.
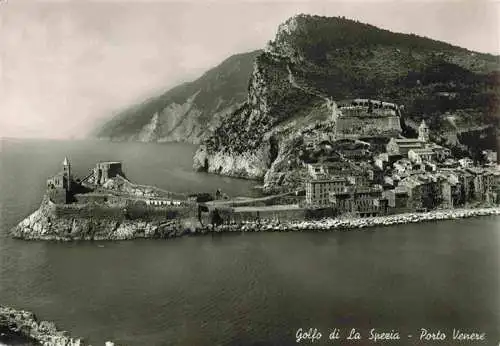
0;138;499;346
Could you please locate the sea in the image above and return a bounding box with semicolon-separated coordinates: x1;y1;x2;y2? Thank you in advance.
0;138;499;346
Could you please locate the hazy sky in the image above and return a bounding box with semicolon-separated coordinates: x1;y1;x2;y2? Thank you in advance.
1;0;499;139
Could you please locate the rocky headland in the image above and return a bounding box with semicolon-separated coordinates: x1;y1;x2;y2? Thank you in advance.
0;306;116;346
9;195;199;241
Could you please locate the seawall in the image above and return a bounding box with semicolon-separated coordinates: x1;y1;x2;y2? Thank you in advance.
10;195;500;241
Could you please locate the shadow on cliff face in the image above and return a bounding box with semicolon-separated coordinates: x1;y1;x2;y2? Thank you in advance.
269;135;279;164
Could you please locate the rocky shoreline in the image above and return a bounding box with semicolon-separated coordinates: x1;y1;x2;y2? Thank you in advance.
230;207;500;233
0;306;115;346
10;197;500;241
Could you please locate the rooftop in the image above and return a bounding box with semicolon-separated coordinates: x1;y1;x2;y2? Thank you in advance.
391;138;423;144
409;148;436;155
97;161;122;165
233;204;302;213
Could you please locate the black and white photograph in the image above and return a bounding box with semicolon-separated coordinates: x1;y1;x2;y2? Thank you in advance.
0;0;499;345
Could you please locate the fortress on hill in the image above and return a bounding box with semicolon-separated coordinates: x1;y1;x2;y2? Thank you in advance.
46;159;126;204
333;99;403;139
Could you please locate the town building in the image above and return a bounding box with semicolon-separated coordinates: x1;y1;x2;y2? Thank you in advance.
386;138;426;156
383;186;411;213
397;174;443;211
469;168;500;204
305;176;349;206
408;148;437;164
482;150;498;166
329;185;384;217
458;158;474;168
439;172;461;208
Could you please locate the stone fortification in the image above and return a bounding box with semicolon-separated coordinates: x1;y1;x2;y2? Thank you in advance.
335;115;402;139
10;195;199;241
334;99;402;139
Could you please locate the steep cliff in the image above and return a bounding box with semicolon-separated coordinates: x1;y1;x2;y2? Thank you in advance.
194;14;499;191
94;50;261;144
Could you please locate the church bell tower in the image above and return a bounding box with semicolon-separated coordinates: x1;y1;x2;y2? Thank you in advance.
418;120;429;142
63;157;71;191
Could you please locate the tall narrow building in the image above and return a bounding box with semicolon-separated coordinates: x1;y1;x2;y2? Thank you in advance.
418;120;430;142
63;157;72;191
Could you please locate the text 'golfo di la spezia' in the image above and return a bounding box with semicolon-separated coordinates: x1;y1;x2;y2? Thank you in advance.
295;328;487;343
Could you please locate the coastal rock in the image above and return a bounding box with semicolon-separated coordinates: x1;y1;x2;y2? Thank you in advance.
0;306;92;346
193;144;269;179
10;196;199;241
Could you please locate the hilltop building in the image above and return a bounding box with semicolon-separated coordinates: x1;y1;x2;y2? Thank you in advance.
334;99;402;140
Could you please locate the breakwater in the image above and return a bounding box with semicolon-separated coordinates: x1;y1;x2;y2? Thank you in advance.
229;207;500;232
0;306;116;346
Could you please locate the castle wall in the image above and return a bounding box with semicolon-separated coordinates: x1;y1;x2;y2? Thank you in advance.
335;116;402;139
47;188;68;204
53;202;195;222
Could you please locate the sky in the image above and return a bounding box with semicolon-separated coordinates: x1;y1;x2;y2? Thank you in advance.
0;0;499;139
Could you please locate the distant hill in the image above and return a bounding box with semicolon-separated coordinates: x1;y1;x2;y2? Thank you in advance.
94;50;262;144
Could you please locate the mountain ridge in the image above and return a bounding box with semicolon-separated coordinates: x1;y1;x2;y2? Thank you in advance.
94;49;262;144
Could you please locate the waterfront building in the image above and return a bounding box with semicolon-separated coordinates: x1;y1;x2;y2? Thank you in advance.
398;174;442;210
329;185;384;217
440;173;461;208
469;168;500;204
305;176;349;206
383;186;410;212
456;169;475;202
